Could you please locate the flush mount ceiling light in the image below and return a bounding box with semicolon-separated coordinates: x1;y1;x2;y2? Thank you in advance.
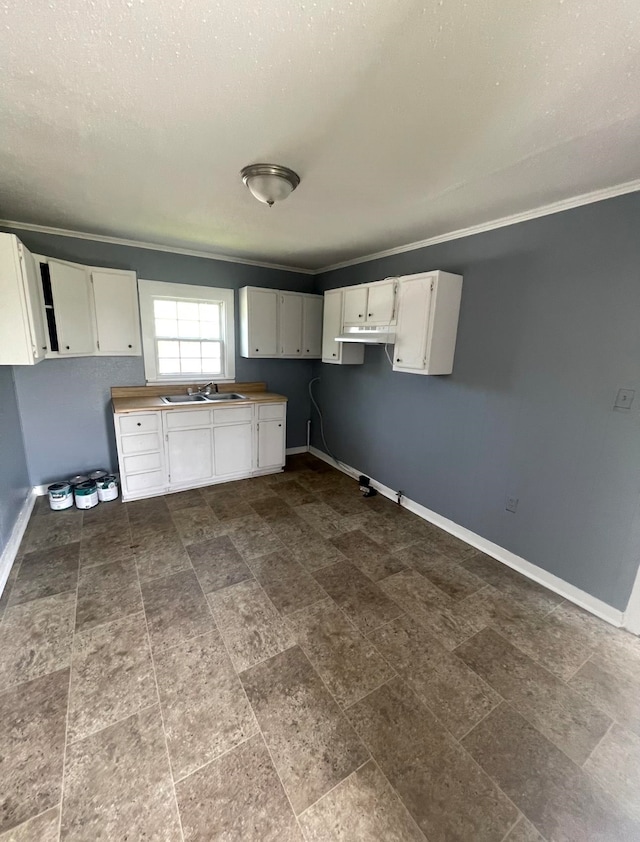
241;163;300;207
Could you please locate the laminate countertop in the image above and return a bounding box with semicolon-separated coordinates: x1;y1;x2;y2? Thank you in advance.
112;391;288;414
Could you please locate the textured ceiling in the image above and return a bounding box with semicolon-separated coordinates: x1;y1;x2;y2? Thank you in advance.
1;0;639;270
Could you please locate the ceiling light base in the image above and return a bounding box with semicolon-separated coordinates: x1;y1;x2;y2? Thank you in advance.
241;163;300;206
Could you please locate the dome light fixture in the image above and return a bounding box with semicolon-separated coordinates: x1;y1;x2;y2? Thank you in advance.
241;163;300;207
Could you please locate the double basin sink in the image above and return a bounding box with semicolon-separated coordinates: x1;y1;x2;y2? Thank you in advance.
161;393;246;405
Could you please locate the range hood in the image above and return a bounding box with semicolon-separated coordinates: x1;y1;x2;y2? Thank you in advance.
336;326;396;344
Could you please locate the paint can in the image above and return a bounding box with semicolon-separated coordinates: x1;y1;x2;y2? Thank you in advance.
88;469;109;482
74;480;99;509
48;482;73;511
68;474;89;487
96;474;119;503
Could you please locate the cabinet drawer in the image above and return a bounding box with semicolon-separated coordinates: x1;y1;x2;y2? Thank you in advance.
119;413;159;435
123;452;162;474
257;402;286;420
212;406;253;425
120;432;162;455
165;408;211;429
124;470;165;494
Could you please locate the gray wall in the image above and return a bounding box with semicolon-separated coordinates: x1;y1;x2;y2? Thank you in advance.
0;367;30;557
1;228;314;485
313;192;640;611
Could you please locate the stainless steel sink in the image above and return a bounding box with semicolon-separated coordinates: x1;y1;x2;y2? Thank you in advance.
161;393;246;405
161;394;209;404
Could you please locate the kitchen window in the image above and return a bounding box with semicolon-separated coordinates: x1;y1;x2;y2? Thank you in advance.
138;280;236;382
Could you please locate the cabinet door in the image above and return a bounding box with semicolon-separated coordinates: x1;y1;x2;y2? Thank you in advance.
366;281;396;325
92;269;140;355
302;296;323;357
49;259;95;355
322;290;342;362
257;419;285;470
248;288;278;356
393;276;432;372
279;292;303;356
167;427;214;485
0;235;47;365
213;423;253;476
343;287;367;325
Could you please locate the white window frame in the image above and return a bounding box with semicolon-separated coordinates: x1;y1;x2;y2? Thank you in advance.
138;279;236;383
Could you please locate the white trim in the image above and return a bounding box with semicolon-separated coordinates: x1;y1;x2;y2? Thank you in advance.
0;219;314;275
0;490;37;598
285;446;309;455
318;179;640;273
624;566;640;635
309;446;627;630
137;279;236;383
3;180;639;276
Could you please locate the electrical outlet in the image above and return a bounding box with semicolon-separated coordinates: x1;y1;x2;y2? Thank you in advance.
505;496;519;514
614;389;635;410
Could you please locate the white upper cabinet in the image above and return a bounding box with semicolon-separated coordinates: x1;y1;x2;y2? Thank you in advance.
0;233;47;365
343;286;368;325
393;271;462;375
279;292;303;356
302;295;323;357
321;289;364;365
239;286;322;359
365;280;396;325
48;259;95;355
239;287;278;357
91;269;141;355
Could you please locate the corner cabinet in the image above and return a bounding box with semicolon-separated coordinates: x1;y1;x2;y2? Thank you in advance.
114;401;287;501
37;256;141;358
0;233;48;365
239;286;323;359
393;271;463;375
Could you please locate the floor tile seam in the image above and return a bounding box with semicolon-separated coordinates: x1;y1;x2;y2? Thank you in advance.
73;607;148;643
2;803;62;839
136;562;186;842
454;635;618;746
65;700;160;748
5;584;79;613
207;599;306;839
580;719;614;770
170;729;260;787
295;756;372;821
134;558;197;588
360;754;430;842
57;551;81;842
198;568;259;600
564;649;599;682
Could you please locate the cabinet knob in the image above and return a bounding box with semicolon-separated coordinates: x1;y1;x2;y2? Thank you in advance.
128;344;132;348
255;348;259;352
306;349;310;353
396;358;401;363
358;314;363;318
137;422;142;427
296;349;300;353
278;423;282;427
332;352;337;356
368;313;372;317
65;345;70;350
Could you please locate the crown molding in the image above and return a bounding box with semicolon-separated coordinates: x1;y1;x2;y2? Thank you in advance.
0;219;314;275
316;178;640;274
3;177;639;277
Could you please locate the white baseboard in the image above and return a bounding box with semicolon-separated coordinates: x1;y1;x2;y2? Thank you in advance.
309;446;626;630
0;490;37;598
286;446;310;456
33;485;49;496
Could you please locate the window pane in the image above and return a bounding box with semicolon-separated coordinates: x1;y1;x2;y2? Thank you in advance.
154;300;177;319
158;358;181;374
180;358;202;374
201;341;221;356
177;320;201;339
157;340;179;357
177;301;199;321
199;321;218;340
199;303;220;322
155;318;178;337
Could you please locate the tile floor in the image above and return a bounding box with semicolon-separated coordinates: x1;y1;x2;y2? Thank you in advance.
1;453;639;840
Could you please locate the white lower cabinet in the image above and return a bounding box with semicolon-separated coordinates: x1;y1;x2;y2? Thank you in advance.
167;428;215;486
115;401;287;500
213;423;253;476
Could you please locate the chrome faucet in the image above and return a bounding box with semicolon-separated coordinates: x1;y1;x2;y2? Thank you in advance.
187;382;217;396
